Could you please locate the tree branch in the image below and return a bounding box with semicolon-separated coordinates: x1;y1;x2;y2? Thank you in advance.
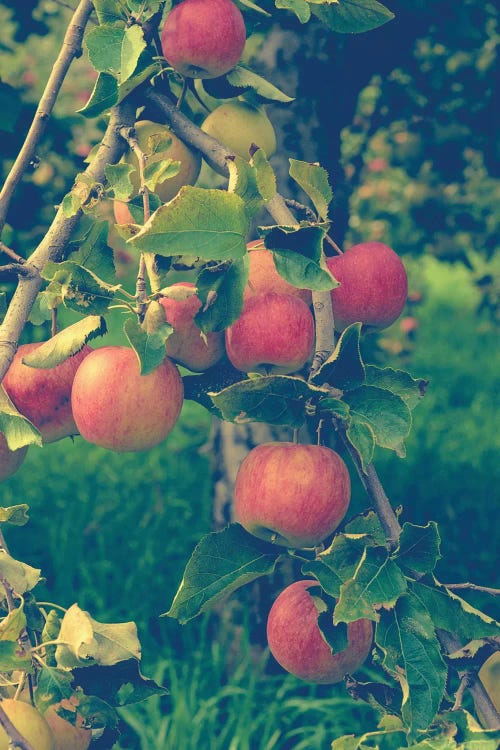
444;583;500;596
0;101;136;382
0;0;95;234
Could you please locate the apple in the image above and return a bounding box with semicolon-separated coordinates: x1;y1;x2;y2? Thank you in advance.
225;292;314;375
44;699;91;750
113;120;202;222
0;433;28;481
0;698;55;750
234;442;351;547
2;343;92;444
266;579;373;684
201;101;276;159
159;283;225;372
477;652;500;719
161;0;246;79
326;242;408;331
244;240;312;305
71;346;184;452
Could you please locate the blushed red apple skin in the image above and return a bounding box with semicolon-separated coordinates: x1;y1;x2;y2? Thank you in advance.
44;699;91;750
161;0;246;79
159;282;225;372
0;433;28;481
326;242;408;332
267;579;373;684
0;698;55;750
245;241;312;305
71;346;184;452
234;442;351;548
2;343;92;443
225;292;314;375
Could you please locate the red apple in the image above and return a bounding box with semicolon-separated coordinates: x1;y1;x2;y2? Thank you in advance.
0;433;28;481
44;699;91;750
0;698;55;750
234;442;351;548
244;241;312;305
326;242;408;332
71;346;184;452
225;292;314;375
267;579;373;684
2;343;92;444
159;282;225;371
161;0;246;79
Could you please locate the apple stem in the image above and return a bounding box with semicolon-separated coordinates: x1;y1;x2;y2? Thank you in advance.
51;309;58;338
176;77;188;109
0;704;36;750
0;242;25;265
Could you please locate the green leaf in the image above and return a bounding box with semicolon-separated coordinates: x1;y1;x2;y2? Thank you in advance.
376;592;447;737
210;375;323;428
105;163;135;201
167;524;282;623
275;0;311;23
55;604;141;670
34;666;74;714
226;65;294;103
365;365;428;411
0;641;32;672
84;24;124;74
441;708;500;749
71;659;168;707
289;159;333;220
29;292;54;325
410;579;500;643
334;546;408;623
129;187;249;261
347;416;375;471
92;0;124;24
261;222;337;291
77;72;118;118
0;387;42;450
42;261;117;315
120;24;147;83
22;317;106;369
343;385;412;457
345;510;386;546
318;397;351;422
302;533;368;599
0;550;41;594
123;316;172;376
252;149;277;202
116;50;159;102
311;323;365;390
117;193;162;226
0;603;26;641
195;257;249;333
0;505;30;526
67;219;116;282
393;522;441;576
227;157;265;219
41;609;62;668
312;0;395;34
143;159;180;193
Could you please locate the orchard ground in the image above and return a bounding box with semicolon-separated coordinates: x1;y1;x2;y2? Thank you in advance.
3;256;498;748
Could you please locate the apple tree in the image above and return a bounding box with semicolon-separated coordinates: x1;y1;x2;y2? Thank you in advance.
0;1;498;749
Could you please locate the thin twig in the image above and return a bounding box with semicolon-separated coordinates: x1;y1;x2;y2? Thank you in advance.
0;100;136;383
324;233;343;255
51;309;58;337
0;0;95;234
444;583;500;596
0;242;25;264
452;672;470;711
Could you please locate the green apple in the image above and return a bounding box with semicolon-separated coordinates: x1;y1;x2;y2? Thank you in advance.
0;698;54;750
201;101;276;159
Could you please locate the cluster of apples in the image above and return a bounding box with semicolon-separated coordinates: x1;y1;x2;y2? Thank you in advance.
0;696;91;750
233;440;373;682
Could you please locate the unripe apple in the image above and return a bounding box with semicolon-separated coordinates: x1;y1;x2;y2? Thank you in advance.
201;101;276;159
267;579;373;684
161;0;246;79
71;346;184;452
0;433;28;481
244;241;312;305
326;242;408;332
159;282;225;371
44;699;91;750
234;442;351;547
0;698;55;750
114;120;201;222
2;343;92;443
477;652;500;717
225;292;314;375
